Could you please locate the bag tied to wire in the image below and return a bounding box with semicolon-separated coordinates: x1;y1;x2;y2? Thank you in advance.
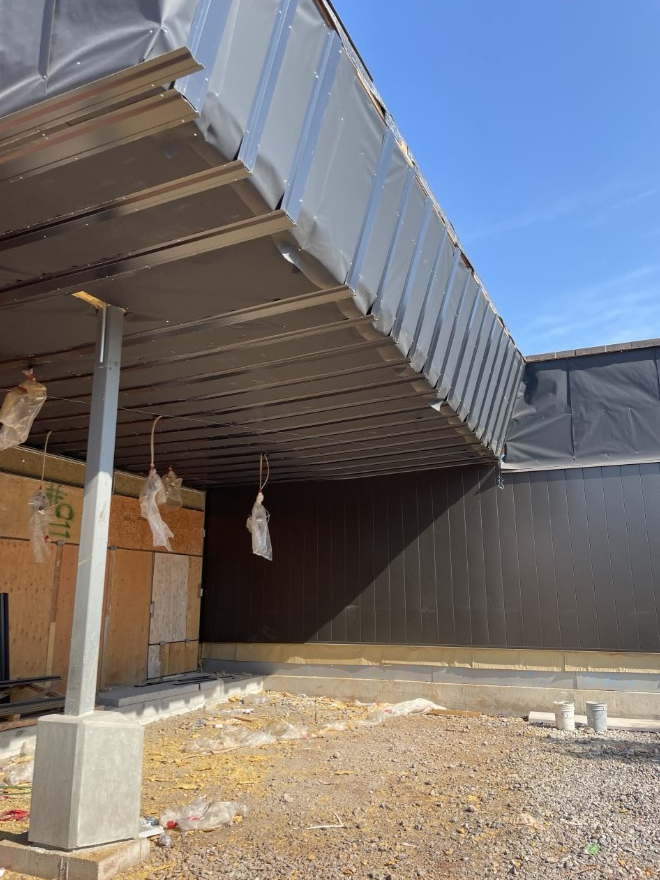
246;454;272;561
28;488;51;563
0;369;47;452
140;466;173;552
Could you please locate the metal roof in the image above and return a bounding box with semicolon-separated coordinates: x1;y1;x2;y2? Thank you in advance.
0;0;522;488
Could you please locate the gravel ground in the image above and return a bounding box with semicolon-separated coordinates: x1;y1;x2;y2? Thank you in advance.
3;692;660;879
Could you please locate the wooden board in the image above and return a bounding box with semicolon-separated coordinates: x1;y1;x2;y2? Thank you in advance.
188;509;205;556
147;644;161;680
149;552;189;644
108;494;192;554
102;549;153;687
159;641;199;677
186;556;202;641
0;538;56;678
0;472;82;544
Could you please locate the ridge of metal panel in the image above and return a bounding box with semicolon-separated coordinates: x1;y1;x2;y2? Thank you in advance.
0;211;293;306
476;333;513;442
433;274;479;394
466;319;504;433
370;168;415;319
481;345;517;447
446;290;487;413
491;355;525;455
0;47;202;145
176;0;233;112
0;161;249;245
0;91;198;183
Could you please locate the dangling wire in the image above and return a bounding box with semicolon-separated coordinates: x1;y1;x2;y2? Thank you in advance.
259;453;270;492
40;430;52;489
150;415;163;468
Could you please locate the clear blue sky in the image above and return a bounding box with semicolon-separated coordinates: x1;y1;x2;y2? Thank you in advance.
333;0;660;355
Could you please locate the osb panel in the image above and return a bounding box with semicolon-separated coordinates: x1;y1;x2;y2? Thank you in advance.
108;494;191;554
102;549;152;687
159;641;198;677
186;556;202;641
0;472;82;544
149;553;189;644
50;544;79;686
188;510;205;556
0;538;56;678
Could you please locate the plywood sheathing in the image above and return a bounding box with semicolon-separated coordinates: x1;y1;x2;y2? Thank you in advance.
150;553;189;644
103;549;153;687
0;539;57;678
0;472;82;544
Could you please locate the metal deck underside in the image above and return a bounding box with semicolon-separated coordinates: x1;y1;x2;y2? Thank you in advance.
0;1;522;489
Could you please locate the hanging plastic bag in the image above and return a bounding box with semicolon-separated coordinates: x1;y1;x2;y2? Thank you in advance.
0;370;47;452
246;492;272;561
139;466;173;551
28;489;51;563
162;467;183;509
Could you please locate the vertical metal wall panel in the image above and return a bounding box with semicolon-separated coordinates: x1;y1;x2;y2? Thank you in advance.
457;305;497;423
293;50;384;285
394;214;445;357
433;274;480;396
202;463;660;652
241;0;327;206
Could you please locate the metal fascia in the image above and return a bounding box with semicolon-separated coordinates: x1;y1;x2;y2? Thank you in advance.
176;0;233;112
371;167;416;317
392;199;434;341
422;245;461;373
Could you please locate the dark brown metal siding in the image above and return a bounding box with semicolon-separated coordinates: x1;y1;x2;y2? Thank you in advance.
201;463;660;652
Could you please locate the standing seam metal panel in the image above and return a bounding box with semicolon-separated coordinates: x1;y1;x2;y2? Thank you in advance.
202;463;660;652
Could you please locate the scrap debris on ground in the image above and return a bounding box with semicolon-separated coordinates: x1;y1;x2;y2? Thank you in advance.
0;691;659;878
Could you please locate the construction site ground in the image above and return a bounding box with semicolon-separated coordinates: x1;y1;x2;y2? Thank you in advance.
1;691;659;879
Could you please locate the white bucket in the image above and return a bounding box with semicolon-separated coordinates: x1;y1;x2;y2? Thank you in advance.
586;701;607;733
553;700;575;731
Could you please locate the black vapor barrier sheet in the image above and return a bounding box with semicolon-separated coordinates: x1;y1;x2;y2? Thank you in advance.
504;346;660;470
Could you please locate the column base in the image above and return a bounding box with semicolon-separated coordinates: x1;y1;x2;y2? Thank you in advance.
29;712;143;850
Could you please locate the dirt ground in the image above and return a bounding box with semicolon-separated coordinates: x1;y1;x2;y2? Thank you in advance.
2;691;660;879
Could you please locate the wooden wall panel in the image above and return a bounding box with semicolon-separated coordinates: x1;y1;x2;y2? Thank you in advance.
159;641;198;676
0;473;82;544
50;544;79;686
150;553;189;644
0;538;56;677
108;495;193;554
188;510;205;556
186;556;202;641
102;549;153;687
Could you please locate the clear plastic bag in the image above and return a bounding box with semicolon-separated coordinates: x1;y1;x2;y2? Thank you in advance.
246;491;272;561
162;467;183;509
161;797;247;831
139;467;173;551
6;761;34;784
0;370;47;452
28;489;51;563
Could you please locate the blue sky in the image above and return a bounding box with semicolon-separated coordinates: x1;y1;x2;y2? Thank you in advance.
332;0;660;355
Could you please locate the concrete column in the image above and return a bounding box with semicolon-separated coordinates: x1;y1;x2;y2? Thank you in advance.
29;304;144;850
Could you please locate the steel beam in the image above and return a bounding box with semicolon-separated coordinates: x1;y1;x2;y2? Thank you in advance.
65;305;123;716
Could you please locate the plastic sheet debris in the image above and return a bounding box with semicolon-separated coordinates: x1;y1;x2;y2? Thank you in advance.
20;739;36;757
6;762;34;784
160;798;247;832
0;370;47;452
0;809;29;822
359;699;446;728
243;693;269;706
157;833;173;847
246;492;271;561
28;489;51;563
162;467;183;509
138;819;164;839
184;721;306;754
139;466;173;551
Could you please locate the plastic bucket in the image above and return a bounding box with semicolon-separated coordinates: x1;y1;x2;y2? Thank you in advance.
553;700;575;731
586;701;607;733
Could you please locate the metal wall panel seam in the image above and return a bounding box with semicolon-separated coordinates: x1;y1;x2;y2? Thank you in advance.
469;324;506;434
391;199;434;340
281;29;342;222
479;342;516;444
434;274;479;397
458;307;497;423
370;168;416;317
345;128;396;292
37;0;56;82
410;231;450;355
482;347;519;449
422;248;461;375
238;0;300;171
446;291;487;414
176;0;233;112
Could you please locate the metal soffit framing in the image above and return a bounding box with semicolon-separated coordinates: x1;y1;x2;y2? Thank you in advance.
0;4;522;489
